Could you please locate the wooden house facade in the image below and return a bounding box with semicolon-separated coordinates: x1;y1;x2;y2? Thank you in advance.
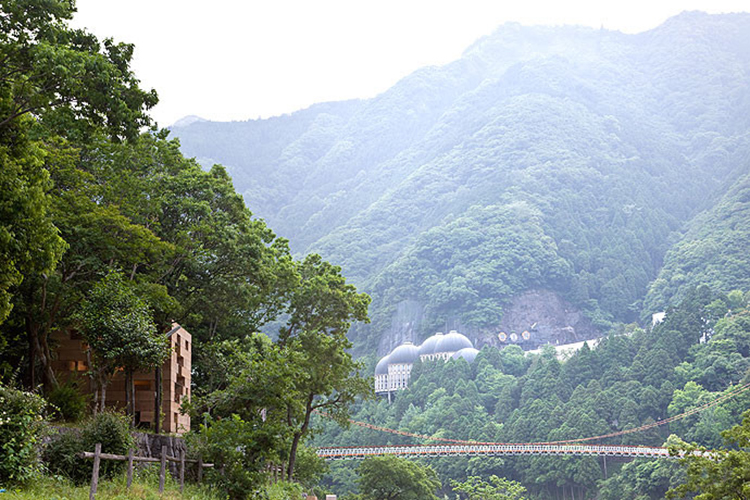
51;323;191;434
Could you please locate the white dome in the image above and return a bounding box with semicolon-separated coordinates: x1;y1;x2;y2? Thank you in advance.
375;355;390;375
418;333;444;356
435;330;473;354
451;347;480;363
388;342;420;364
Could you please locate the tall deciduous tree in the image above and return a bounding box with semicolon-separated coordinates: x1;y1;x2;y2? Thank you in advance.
357;456;441;500
279;254;372;480
78;270;169;415
0;0;157;139
0;116;65;327
0;0;157;380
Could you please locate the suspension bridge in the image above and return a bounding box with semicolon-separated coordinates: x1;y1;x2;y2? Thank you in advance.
316;443;678;460
314;380;750;460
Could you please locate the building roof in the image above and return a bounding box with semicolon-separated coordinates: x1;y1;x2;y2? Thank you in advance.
375;355;390;375
452;347;480;363
435;330;473;354
388;342;420;364
418;332;444;356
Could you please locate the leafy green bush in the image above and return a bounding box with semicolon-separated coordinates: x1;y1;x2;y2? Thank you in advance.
46;381;88;422
187;415;272;500
0;384;47;484
44;411;133;485
43;431;84;482
267;481;304;500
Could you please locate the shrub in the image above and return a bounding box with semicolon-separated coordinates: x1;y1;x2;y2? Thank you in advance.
0;384;47;484
43;431;85;482
44;410;133;485
267;481;304;500
46;381;88;422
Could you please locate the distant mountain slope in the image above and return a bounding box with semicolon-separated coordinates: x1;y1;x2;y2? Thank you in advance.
172;12;750;352
645;164;750;312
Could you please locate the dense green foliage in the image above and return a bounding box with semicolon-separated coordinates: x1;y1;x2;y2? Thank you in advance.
46;380;88;422
79;270;168;414
355;456;441;500
190;253;371;495
645;172;750;313
452;475;527;500
667;411;750;499
44;411;134;485
174;12;750;350
0;384;46;484
314;289;750;499
0;0;156;328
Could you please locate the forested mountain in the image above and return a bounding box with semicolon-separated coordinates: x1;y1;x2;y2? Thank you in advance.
314;289;750;499
172;12;750;353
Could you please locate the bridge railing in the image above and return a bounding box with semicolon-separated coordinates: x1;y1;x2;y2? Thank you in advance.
316;443;679;460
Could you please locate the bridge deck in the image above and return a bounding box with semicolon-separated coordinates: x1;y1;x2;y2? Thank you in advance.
316;444;676;460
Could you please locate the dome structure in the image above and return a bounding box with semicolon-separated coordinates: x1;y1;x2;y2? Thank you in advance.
435;330;473;354
418;333;444;357
452;347;480;364
375;355;390;375
388;342;420;364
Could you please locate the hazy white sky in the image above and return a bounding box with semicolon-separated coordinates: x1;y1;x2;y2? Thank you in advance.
72;0;749;127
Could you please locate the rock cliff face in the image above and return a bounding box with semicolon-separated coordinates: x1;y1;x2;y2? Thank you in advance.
377;289;599;355
378;300;424;356
487;289;599;349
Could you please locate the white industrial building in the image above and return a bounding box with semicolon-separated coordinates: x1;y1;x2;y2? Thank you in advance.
375;330;479;399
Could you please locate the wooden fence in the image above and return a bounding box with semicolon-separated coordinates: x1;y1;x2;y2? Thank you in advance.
80;443;214;500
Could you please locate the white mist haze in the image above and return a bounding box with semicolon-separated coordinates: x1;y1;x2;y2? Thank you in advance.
73;0;750;126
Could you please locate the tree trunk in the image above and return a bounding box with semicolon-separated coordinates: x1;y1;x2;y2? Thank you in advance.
28;329;36;389
38;328;58;388
124;370;130;419
287;394;314;481
154;366;162;434
130;371;136;428
100;378;107;413
124;369;136;427
287;431;302;481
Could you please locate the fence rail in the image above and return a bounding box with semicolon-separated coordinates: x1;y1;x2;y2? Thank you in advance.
79;443;214;500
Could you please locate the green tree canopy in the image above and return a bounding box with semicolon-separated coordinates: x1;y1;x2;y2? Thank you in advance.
78;269;169;414
451;475;528;500
357;456;441;500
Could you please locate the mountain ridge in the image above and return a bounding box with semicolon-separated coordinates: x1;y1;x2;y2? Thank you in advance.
171;11;750;352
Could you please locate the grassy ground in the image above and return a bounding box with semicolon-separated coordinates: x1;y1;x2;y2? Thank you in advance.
1;473;223;499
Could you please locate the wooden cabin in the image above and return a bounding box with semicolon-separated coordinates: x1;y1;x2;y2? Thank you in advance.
51;323;191;434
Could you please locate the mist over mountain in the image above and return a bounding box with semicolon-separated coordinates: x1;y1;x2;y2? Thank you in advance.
172;11;750;353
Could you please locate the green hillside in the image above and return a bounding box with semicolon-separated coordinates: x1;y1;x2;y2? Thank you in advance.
646;169;750;312
172;12;750;351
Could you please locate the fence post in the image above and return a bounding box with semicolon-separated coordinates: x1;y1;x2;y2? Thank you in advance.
197;457;204;484
179;448;185;493
126;448;134;489
159;444;167;493
89;443;101;500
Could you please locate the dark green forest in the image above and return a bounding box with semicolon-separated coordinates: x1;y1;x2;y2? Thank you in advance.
313;288;750;499
173;12;750;352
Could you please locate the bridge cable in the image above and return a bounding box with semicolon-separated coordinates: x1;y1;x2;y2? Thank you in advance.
314;380;750;446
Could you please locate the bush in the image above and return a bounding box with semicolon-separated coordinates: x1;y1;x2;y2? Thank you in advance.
43;431;84;482
44;410;133;485
46;381;88;422
267;481;304;500
0;384;47;484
